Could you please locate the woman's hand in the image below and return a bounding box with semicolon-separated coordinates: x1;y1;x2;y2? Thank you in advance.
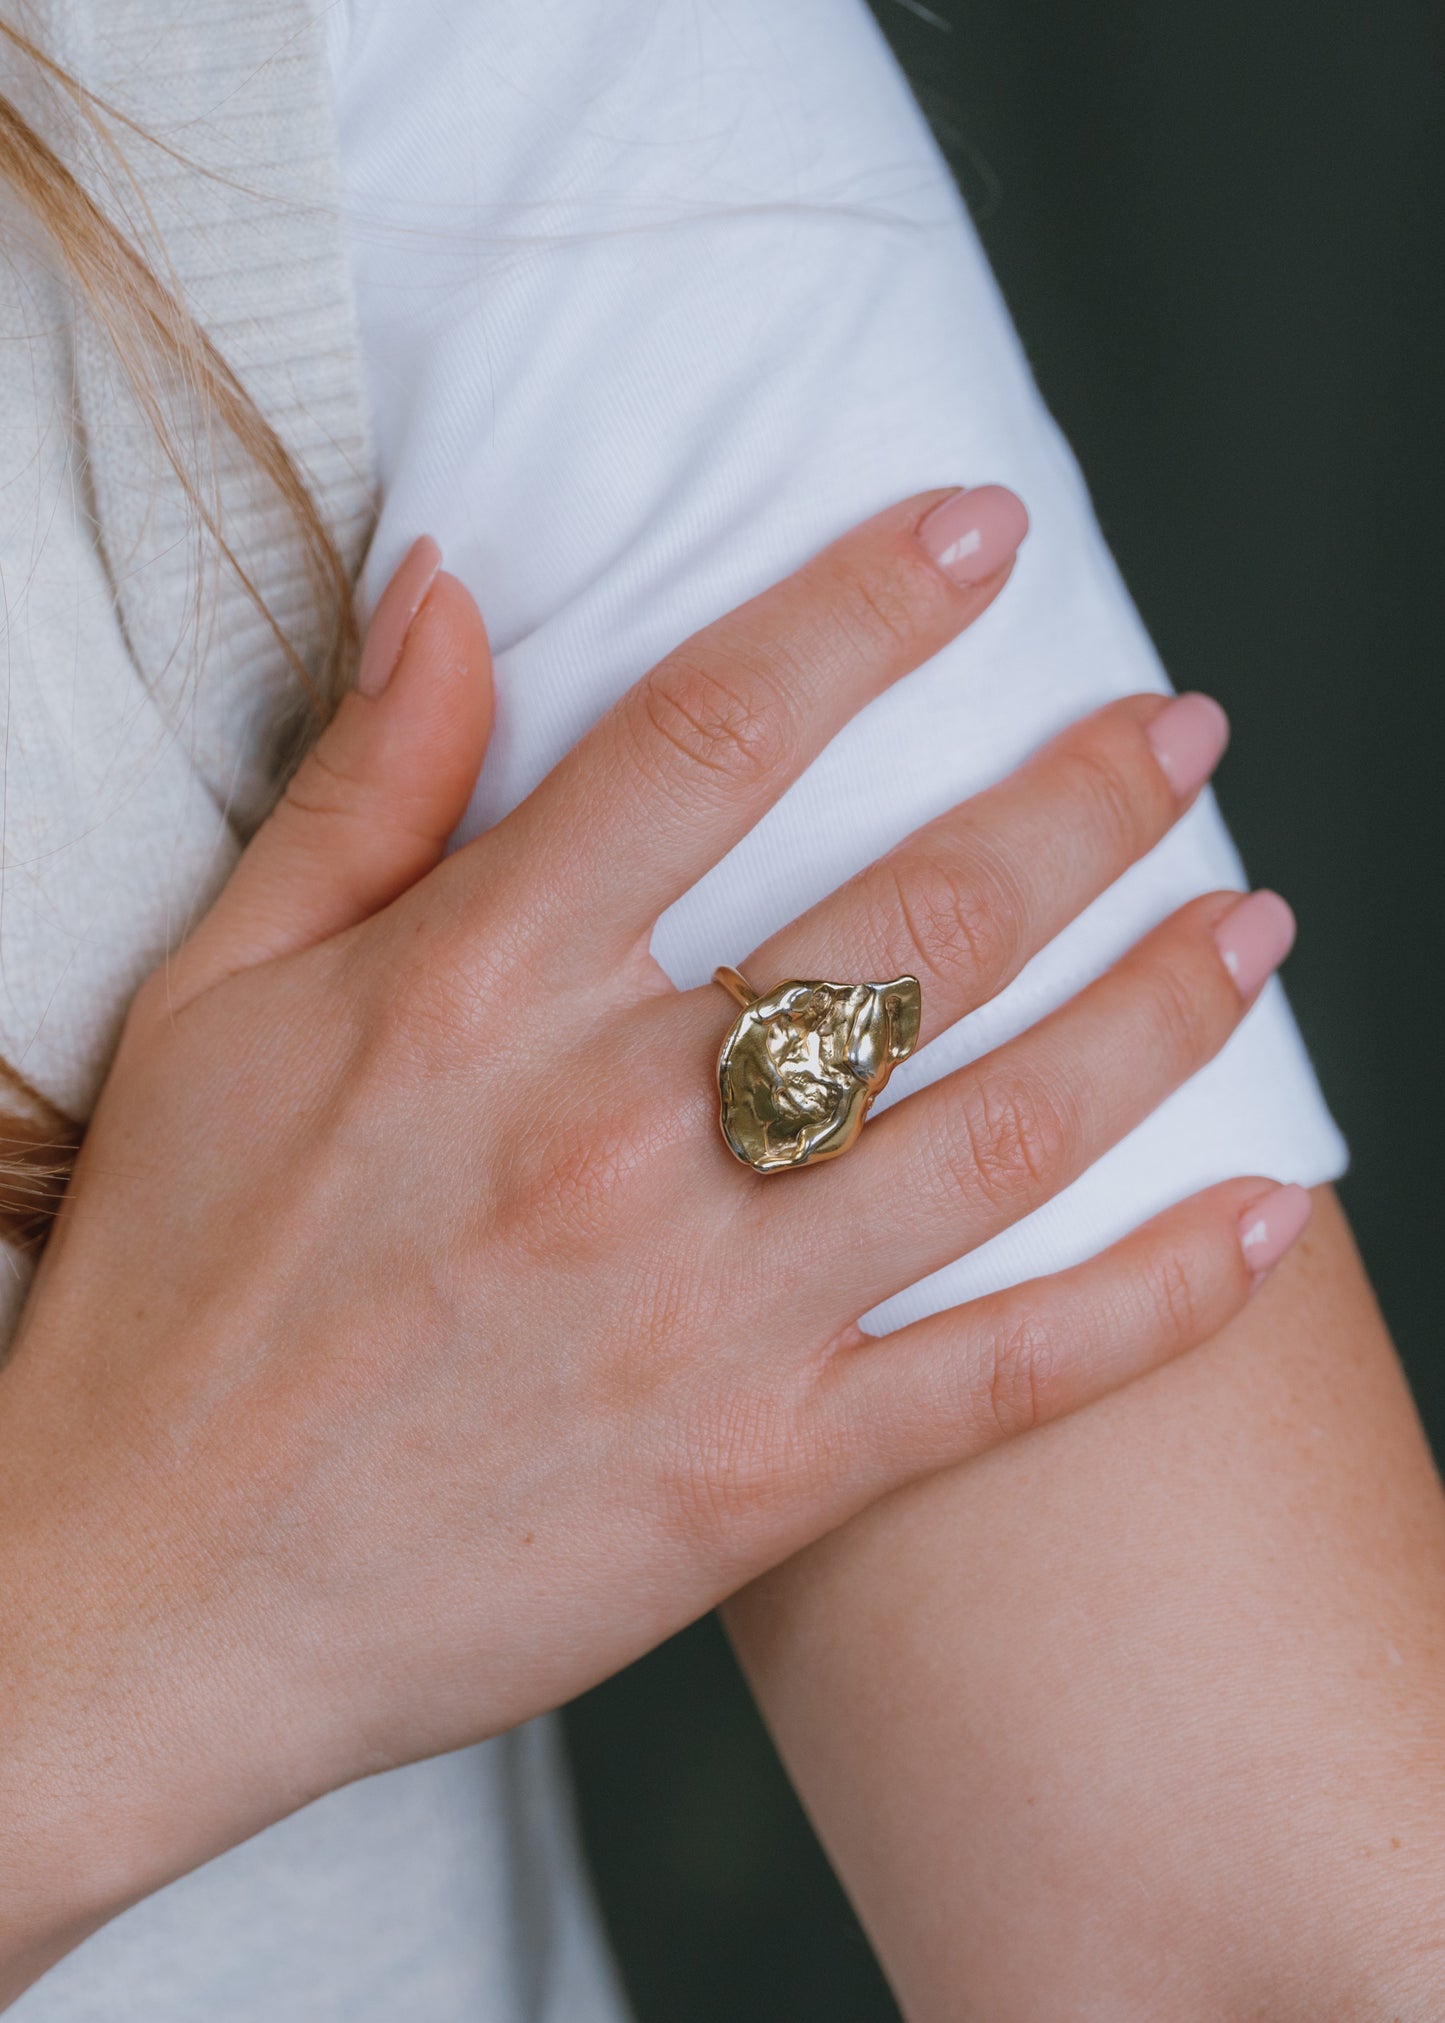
0;490;1305;1985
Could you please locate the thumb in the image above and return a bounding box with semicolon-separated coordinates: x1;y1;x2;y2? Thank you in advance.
173;537;493;1002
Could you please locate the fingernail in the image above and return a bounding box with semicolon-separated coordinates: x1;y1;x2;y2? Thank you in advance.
1147;693;1230;800
357;535;443;697
918;485;1030;587
1213;890;1296;1000
1239;1183;1312;1280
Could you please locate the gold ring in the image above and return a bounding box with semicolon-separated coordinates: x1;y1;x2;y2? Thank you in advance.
712;966;922;1173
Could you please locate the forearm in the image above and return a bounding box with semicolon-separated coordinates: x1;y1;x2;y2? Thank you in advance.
0;1383;202;2008
0;1321;322;2010
0;1486;141;2006
726;1189;1445;2019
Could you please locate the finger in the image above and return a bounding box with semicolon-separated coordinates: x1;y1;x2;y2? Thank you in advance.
492;486;1029;963
744;690;1229;1044
812;1179;1314;1506
167;547;493;1005
779;888;1297;1312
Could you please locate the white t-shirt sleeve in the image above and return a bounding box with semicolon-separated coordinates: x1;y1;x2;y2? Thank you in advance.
327;0;1345;1332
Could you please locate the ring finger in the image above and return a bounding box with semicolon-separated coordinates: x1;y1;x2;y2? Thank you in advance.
764;886;1297;1314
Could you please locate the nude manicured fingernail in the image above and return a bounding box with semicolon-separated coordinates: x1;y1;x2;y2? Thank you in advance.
357;535;443;696
918;485;1030;587
1239;1183;1312;1280
1147;693;1230;799
1213;890;1296;1000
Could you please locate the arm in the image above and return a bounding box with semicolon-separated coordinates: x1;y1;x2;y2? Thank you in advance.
725;1190;1445;2018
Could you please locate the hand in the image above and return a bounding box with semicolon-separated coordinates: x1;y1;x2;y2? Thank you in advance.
0;491;1304;1979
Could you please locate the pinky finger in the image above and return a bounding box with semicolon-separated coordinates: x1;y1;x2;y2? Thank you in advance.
821;1178;1314;1500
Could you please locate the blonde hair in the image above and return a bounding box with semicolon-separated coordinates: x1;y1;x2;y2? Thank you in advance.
0;21;356;1247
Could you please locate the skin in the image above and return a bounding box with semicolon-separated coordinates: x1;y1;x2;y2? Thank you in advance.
726;1197;1445;2019
0;493;1385;2007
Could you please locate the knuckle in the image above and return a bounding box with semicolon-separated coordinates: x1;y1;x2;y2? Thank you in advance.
665;1389;829;1564
1146;1244;1206;1347
942;1066;1078;1215
972;1309;1056;1443
636;652;793;796
1055;734;1154;862
499;1113;652;1257
279;739;370;827
877;839;1022;998
1135;942;1221;1067
825;536;946;661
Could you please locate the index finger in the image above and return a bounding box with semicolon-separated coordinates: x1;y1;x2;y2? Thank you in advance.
493;486;1028;963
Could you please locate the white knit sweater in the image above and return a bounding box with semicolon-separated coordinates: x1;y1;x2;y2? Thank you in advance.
0;7;627;2018
0;0;374;1324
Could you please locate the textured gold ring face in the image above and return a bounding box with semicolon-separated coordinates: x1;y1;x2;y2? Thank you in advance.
713;968;922;1173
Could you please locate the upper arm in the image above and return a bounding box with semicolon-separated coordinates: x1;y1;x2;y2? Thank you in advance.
726;1193;1445;2019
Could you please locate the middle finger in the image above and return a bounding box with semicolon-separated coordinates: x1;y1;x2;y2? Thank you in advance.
738;690;1230;1047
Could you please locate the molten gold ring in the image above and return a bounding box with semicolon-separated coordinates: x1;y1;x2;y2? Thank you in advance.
712;965;922;1174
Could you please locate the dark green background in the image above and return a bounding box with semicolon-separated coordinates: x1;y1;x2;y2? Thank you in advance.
563;4;1445;2016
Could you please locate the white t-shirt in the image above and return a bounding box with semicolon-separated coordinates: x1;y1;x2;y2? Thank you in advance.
16;0;1345;2015
335;0;1343;1320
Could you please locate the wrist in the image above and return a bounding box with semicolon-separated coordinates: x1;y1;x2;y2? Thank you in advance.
0;1348;313;2003
0;1546;158;2002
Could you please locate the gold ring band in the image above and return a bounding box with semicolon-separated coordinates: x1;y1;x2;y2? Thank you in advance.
712;964;757;1010
712;965;922;1174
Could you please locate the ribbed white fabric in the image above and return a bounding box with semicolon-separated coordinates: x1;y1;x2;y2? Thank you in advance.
0;0;376;1131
